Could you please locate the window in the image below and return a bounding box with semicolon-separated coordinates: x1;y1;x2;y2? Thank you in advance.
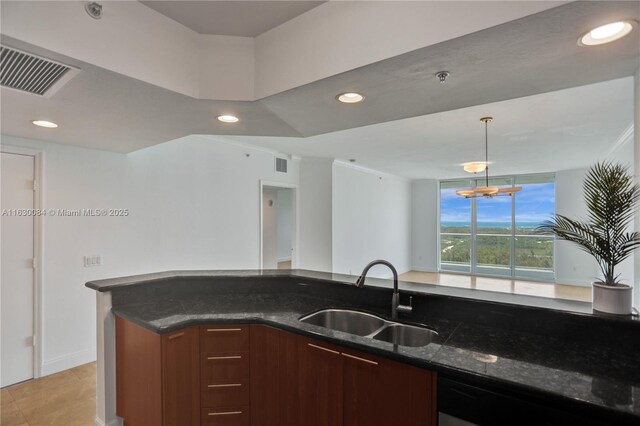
440;174;555;281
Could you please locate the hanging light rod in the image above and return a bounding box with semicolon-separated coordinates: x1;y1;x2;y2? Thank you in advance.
456;117;522;199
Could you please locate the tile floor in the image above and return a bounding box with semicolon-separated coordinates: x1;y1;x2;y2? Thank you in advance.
399;270;591;302
1;362;96;426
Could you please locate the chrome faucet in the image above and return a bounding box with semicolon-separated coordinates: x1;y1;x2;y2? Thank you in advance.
355;259;413;320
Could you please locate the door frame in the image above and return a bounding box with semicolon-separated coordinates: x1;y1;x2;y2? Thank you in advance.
1;144;44;379
259;180;299;269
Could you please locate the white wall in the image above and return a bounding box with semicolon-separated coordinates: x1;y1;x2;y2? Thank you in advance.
332;163;411;278
635;66;640;309
0;133;299;376
605;132;635;287
298;157;333;271
554;168;601;285
411;180;439;272
262;188;278;269
276;188;293;262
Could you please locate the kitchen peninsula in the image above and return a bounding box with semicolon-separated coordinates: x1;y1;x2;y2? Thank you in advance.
87;270;640;426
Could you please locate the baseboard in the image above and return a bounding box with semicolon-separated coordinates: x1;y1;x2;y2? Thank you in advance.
554;278;592;287
41;347;96;376
409;266;438;273
95;416;121;426
277;257;292;262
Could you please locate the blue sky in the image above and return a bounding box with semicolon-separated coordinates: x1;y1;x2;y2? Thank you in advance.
441;182;555;224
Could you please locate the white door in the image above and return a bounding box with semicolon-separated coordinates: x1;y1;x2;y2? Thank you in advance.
1;152;35;387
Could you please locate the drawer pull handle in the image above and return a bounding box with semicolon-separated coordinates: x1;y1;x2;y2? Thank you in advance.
207;383;242;388
207;355;242;360
307;343;339;355
207;328;242;332
341;352;378;366
208;411;242;416
167;332;184;340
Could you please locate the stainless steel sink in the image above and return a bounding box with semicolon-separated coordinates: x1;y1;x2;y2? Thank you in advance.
372;323;438;347
299;309;387;336
299;308;438;347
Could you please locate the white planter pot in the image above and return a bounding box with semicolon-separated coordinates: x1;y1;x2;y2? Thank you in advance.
592;282;633;315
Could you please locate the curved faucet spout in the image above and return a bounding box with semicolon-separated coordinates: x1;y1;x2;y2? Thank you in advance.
356;259;398;288
355;259;411;320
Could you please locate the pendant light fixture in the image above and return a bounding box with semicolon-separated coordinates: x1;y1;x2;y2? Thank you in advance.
456;117;522;198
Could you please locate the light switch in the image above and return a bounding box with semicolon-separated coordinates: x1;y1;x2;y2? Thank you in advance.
84;255;103;267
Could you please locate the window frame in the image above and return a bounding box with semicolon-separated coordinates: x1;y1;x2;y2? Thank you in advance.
438;172;555;282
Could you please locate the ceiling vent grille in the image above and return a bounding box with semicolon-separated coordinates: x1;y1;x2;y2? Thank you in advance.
275;157;288;173
0;46;79;97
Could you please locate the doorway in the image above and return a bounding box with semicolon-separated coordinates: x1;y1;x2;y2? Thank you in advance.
1;151;36;387
260;182;297;269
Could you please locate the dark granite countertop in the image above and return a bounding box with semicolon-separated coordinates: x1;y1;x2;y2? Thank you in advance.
87;271;640;424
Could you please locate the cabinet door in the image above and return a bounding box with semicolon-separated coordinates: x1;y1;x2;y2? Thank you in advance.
298;338;343;426
342;349;436;426
162;327;201;426
115;316;162;426
250;325;300;426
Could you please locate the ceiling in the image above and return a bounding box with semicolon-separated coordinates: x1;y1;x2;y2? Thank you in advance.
221;77;634;179
140;1;325;36
0;1;638;159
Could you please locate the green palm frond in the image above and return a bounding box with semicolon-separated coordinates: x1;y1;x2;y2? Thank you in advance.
537;162;640;286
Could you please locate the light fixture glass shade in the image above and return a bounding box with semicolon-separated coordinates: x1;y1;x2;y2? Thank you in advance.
456;117;523;199
475;187;499;196
497;186;523;195
455;189;476;197
463;162;487;174
455;186;521;198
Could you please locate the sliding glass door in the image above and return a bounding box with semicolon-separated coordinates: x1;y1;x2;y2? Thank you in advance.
439;174;555;281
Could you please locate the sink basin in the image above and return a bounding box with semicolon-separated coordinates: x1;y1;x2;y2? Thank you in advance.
299;309;386;336
372;323;439;347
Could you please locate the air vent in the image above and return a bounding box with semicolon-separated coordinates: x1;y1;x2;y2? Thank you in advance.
0;46;79;97
275;157;288;173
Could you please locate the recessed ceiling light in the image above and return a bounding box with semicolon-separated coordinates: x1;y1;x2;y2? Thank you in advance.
336;92;365;104
32;120;58;128
579;20;636;46
217;115;239;123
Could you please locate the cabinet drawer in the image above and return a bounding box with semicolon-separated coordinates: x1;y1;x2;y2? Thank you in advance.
201;407;250;426
201;353;250;382
201;382;250;408
200;326;250;353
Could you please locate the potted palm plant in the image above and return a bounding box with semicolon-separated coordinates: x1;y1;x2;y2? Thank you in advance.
538;162;640;315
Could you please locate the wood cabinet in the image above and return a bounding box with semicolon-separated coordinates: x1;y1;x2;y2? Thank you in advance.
298;338;343;426
250;325;301;426
341;346;436;426
116;317;199;426
117;319;435;426
250;325;437;426
200;325;251;426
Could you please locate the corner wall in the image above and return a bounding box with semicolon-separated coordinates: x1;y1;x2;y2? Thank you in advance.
411;180;439;272
298;157;333;271
332;163;412;278
0;134;299;376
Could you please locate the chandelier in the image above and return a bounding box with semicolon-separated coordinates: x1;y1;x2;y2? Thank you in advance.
456;117;522;198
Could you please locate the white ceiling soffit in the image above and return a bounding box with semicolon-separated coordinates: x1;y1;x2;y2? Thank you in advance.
222;77;634;180
140;1;326;37
0;1;638;153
